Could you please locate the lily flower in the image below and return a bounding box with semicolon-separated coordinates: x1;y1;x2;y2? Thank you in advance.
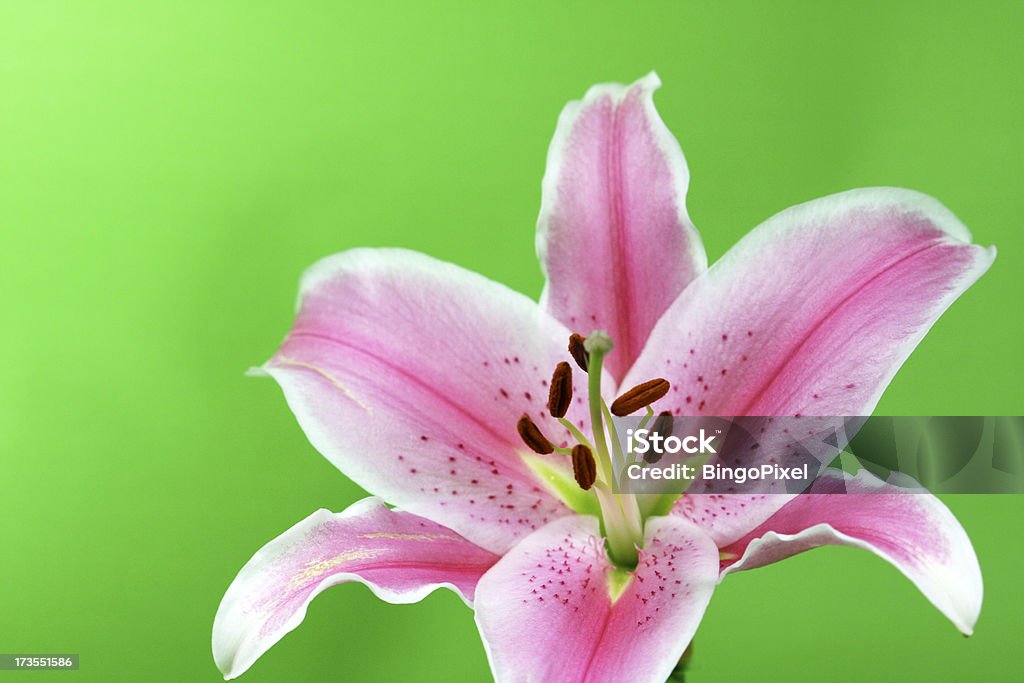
213;73;992;682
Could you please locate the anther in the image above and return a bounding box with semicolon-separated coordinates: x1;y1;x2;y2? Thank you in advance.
571;444;597;490
610;378;671;416
568;333;589;372
547;361;573;418
516;414;554;454
645;411;674;464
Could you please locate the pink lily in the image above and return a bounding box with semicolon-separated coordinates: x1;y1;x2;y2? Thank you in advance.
213;73;992;682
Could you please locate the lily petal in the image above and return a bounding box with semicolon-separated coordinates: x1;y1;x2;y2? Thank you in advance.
537;72;706;381
264;248;601;553
674;493;794;547
720;469;983;635
624;188;995;418
475;514;719;683
213;498;500;679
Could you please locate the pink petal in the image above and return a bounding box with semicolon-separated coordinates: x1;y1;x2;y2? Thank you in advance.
623;188;995;418
213;498;500;679
673;493;794;546
263;248;599;553
720;470;983;635
474;514;719;683
537;72;706;381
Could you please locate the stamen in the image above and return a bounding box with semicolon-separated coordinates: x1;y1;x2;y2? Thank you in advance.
652;410;674;435
610;378;671;416
547;361;573;418
637;405;655;430
645;411;674;464
571;444;597;490
513;329;645;569
516;414;554;454
558;417;593;452
568;333;589;372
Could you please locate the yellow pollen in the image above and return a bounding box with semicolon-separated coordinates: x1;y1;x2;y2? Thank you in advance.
291;548;384;586
358;532;459;541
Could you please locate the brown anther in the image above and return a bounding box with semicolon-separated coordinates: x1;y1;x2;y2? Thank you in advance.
571;444;597;490
645;411;674;464
516;414;554;454
610;378;671;416
547;361;573;418
568;333;589;372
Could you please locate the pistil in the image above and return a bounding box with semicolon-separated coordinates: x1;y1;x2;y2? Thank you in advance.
582;331;616;483
582;332;643;567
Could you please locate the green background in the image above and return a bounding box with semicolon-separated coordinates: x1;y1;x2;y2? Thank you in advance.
2;2;1022;681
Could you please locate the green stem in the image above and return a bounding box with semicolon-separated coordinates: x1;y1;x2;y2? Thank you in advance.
585;347;615;486
601;402;644;541
637;405;655;429
558;417;594;452
581;333;643;566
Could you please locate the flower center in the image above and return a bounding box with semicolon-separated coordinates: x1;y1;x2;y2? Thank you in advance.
516;331;671;568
